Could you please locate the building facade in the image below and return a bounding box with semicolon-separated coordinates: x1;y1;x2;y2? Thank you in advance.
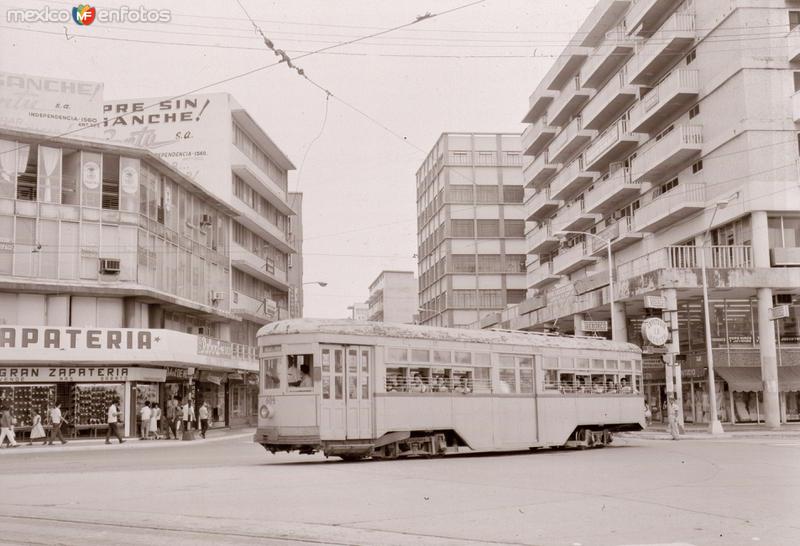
0;126;258;437
347;303;369;321
366;270;418;324
287;192;304;318
416;133;527;328
487;0;800;427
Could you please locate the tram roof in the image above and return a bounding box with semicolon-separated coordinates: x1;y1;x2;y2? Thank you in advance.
258;319;641;353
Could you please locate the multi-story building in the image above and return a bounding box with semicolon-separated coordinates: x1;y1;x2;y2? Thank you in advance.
489;0;800;427
416;133;527;327
347;303;369;321
366;270;418;324
0;125;258;436
103;93;300;352
287;192;304;318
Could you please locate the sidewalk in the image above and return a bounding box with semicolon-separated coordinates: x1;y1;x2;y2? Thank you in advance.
0;427;255;455
621;423;800;441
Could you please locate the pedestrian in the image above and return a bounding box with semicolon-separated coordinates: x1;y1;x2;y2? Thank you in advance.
29;408;47;446
139;401;151;440
0;405;19;448
47;402;68;445
171;397;182;439
181;398;191;432
105;398;125;444
667;396;680;440
644;399;652;426
150;403;161;440
198;401;209;439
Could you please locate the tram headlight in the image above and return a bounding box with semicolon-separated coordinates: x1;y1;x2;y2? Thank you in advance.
259;405;273;419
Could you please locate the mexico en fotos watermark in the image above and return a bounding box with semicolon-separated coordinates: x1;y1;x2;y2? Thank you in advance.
6;5;171;25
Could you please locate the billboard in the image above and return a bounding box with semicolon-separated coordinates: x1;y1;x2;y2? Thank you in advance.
102;93;231;200
0;71;103;138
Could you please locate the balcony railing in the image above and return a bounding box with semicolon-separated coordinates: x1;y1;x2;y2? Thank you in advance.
549;155;596;200
523;150;560;189
616;245;753;283
583;166;642;214
629;12;696;85
584;118;640;170
582;66;639;131
527;260;560;288
552;240;597;275
549;116;595;163
580;26;638;88
633;181;705;232
522;115;557;156
631;124;703;182
525;187;561;221
628;69;699;132
549;76;593;126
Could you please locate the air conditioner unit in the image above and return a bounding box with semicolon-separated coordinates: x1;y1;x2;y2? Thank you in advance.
211;291;225;302
99;258;121;274
774;294;793;305
200;214;212;227
189;326;207;336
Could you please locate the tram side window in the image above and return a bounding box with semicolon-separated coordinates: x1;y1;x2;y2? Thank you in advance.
287;354;313;389
408;367;431;392
519;357;533;394
472;367;490;393
619;373;634;393
559;373;576;393
262;357;280;390
453;369;473;393
544;369;558;389
386;367;407;392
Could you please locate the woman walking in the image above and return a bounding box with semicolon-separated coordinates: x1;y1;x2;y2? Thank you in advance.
29;408;47;446
149;403;162;440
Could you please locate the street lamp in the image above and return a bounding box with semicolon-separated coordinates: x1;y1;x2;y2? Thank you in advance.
303;281;328;287
554;230;615;342
699;192;738;436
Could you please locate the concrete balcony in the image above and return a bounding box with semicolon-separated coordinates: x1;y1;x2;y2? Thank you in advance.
616;245;753;283
580;27;638;89
578;0;633;47
231;291;279;325
583;166;643;215
522;90;558;123
633;182;705;232
791;26;800;63
771;247;800;266
549;156;598;201
549;116;596;164
630;124;703;182
589;218;643;256
629;13;696;85
626;0;682;36
582;67;640;131
544;47;594;92
525;187;561;222
552;197;602;233
527;261;562;289
584;118;644;172
628;69;699;133
527;221;560;254
230;241;289;291
522;115;558;156
231;195;295;254
523;151;561;189
549;76;593;127
552;240;598;275
793;92;800;123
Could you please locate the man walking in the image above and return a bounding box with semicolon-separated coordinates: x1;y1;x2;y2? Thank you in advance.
0;405;19;448
165;398;177;439
667;396;681;440
48;402;68;445
139;401;151;440
105;398;125;444
198;401;209;439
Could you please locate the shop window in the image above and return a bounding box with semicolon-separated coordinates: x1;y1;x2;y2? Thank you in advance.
287;354;313;389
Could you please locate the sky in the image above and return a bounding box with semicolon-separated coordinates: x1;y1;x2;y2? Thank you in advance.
0;0;597;318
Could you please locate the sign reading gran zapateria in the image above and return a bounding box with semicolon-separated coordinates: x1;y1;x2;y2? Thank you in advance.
0;327;153;350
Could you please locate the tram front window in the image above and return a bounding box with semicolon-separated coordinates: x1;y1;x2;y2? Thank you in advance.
262;357;280;390
288;354;314;389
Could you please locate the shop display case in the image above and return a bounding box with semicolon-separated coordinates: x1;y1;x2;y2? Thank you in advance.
71;384;125;426
0;385;56;427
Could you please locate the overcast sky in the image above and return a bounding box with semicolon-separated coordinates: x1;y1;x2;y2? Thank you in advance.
1;0;597;318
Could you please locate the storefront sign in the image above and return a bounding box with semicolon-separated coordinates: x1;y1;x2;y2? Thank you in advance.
769;305;789;320
0;71;104;138
643;295;667;309
0;327;153;350
641;318;669;346
0;366;165;383
197;335;232;358
165;366;189;380
199;371;224;385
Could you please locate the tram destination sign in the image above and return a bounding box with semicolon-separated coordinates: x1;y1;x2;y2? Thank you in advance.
581;320;608;332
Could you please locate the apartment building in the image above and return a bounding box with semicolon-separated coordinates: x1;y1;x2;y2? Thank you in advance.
347;303;369;321
103;93;301;351
488;0;800;428
287;192;304;318
416;133;527;328
366;270;418;324
0;125;259;436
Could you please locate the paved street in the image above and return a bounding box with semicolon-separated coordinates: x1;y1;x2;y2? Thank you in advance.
1;432;798;546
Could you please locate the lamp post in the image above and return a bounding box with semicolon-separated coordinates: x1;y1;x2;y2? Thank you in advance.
699;192;738;435
303;281;328;287
554;230;615;342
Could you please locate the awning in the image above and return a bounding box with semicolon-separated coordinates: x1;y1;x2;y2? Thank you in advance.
715;367;800;392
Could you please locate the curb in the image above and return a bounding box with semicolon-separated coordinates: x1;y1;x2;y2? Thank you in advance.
0;430;255;456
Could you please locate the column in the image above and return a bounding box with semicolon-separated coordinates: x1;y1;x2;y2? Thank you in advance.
752;211;780;428
662;288;684;427
573;313;585;336
613;302;628;343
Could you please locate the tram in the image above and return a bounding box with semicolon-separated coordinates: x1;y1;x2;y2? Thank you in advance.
254;319;645;460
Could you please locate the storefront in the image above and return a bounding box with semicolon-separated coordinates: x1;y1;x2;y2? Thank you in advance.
0;326;258;437
227;372;258;427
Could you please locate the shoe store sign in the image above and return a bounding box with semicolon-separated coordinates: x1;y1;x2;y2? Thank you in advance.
0;366;166;383
0;327;154;350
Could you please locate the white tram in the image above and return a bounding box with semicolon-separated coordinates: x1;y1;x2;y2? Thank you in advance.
255;319;645;460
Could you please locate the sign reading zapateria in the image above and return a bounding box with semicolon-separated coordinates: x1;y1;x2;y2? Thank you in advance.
0;327;154;350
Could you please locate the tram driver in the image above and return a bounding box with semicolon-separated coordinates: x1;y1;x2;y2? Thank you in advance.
299;364;313;388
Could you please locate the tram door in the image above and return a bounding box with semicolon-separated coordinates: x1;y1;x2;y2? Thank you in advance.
320;345;373;440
